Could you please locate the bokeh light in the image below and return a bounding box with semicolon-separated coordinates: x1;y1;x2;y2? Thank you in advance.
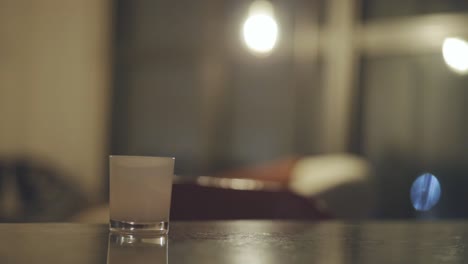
410;173;441;211
442;37;468;74
242;1;278;54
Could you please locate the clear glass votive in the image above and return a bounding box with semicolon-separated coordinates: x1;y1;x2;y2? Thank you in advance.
109;155;174;234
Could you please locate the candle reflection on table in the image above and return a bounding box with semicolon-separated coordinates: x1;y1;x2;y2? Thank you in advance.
107;233;167;264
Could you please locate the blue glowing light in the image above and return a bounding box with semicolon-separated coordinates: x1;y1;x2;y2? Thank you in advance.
410;173;441;211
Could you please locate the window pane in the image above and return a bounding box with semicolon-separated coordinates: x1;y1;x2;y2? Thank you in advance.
112;0;323;174
360;54;468;218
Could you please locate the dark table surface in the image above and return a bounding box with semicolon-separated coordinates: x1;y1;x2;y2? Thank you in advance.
1;221;468;264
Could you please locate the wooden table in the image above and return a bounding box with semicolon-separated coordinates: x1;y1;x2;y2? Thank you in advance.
1;221;468;263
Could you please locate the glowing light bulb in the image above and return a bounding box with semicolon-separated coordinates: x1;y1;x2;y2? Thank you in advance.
442;37;468;74
242;1;278;54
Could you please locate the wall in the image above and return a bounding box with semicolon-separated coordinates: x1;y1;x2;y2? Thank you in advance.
0;0;111;202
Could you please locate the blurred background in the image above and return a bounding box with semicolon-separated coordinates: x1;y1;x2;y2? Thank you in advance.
1;0;468;222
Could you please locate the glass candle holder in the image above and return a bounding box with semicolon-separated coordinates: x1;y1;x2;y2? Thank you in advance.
109;155;174;234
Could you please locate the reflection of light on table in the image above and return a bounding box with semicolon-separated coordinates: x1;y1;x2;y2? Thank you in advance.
107;233;167;264
242;0;278;55
410;173;441;211
442;37;468;74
